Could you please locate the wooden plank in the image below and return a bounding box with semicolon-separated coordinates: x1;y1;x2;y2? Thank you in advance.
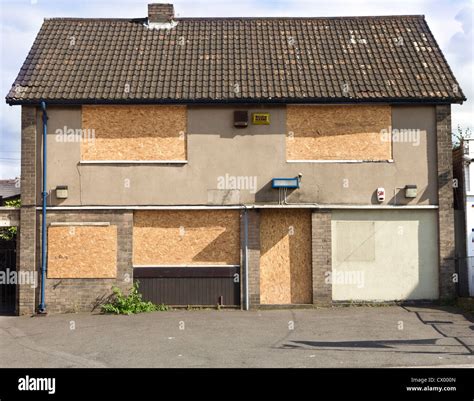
287;105;392;160
81;105;186;161
133;210;240;265
260;209;312;304
47;225;117;278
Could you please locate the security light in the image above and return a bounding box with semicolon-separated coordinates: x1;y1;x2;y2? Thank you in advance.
56;186;68;199
405;185;417;198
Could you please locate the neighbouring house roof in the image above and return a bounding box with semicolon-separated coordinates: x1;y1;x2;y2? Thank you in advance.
0;179;20;201
5;15;466;105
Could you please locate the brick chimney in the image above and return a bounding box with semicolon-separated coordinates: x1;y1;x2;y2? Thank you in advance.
148;3;174;23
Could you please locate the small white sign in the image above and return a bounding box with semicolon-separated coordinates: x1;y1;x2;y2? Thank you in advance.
0;217;18;227
0;218;11;227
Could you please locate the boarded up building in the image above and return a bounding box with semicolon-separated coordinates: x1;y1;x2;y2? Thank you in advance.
4;3;466;313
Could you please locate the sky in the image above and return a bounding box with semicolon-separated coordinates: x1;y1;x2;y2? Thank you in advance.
0;0;472;179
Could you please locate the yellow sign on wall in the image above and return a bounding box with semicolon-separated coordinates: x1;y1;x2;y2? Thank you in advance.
252;113;270;125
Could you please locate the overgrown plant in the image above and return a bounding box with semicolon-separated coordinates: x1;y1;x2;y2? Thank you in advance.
3;199;20;208
101;282;169;315
452;125;472;150
0;199;20;241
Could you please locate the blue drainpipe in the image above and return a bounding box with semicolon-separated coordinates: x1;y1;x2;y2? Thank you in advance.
38;101;48;314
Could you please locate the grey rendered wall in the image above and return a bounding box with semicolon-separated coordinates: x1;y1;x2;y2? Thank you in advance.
39;105;437;206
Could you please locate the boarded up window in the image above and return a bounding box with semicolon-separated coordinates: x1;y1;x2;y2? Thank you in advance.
335;221;375;262
286;105;391;160
47;225;117;278
260;209;312;304
81;105;186;161
133;211;240;265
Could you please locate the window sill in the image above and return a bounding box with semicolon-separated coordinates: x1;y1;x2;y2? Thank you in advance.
133;264;240;268
79;160;188;165
286;159;394;163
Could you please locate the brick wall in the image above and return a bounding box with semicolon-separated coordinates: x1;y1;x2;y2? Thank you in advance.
18;209;37;315
18;106;37;315
20;106;37;207
436;105;456;299
452;146;465;210
44;211;133;313
312;210;332;305
247;210;261;307
148;4;174;22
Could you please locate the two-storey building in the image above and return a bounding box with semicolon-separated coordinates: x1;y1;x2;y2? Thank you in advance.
5;3;466;314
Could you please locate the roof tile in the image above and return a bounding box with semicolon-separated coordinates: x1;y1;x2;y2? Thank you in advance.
5;15;466;104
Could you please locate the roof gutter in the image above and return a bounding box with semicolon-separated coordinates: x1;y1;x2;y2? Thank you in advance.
5;97;466;106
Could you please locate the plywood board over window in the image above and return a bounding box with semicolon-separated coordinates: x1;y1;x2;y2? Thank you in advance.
133;210;240;266
286;105;392;160
260;209;312;304
81;105;186;161
47;225;117;278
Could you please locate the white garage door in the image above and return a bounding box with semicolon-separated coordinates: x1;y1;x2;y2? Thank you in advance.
331;210;438;301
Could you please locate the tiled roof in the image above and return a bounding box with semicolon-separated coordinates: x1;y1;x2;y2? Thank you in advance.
5;15;466;105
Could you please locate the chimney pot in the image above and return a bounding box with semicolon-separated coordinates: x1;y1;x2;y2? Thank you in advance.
148;3;174;23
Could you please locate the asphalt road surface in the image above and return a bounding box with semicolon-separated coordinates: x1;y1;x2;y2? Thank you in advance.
0;306;473;368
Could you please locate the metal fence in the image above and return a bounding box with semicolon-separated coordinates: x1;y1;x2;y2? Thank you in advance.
0;247;16;314
134;266;241;306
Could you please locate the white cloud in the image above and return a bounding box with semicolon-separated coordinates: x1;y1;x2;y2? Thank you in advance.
0;161;20;179
446;5;473;133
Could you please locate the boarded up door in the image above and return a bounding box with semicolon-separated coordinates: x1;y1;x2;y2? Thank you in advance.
260;209;312;304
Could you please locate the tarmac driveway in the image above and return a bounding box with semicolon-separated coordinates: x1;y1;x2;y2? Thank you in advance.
0;305;473;368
